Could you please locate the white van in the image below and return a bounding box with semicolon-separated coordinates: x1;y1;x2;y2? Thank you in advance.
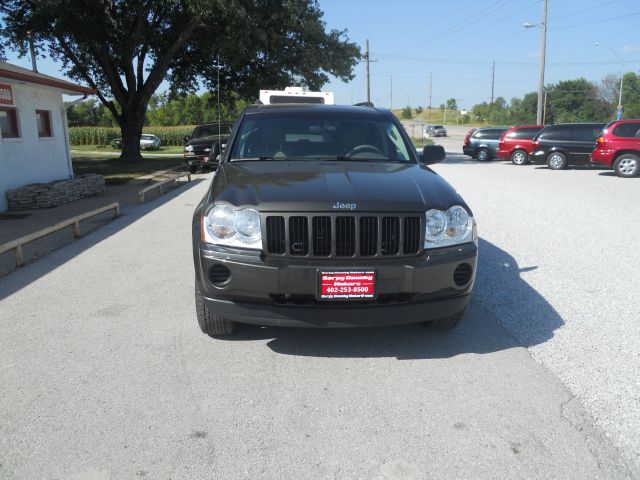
259;87;335;105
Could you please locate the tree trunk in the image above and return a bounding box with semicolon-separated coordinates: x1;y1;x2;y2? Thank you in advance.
119;117;145;162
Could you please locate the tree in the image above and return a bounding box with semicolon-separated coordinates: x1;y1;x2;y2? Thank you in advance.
545;78;609;123
445;98;457;111
0;1;360;161
401;106;413;119
415;106;423;114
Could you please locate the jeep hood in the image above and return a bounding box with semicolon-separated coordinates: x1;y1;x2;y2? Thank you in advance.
210;161;468;213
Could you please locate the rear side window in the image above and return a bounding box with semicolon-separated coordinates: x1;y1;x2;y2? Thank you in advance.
612;122;640;138
507;127;542;140
539;126;571;141
473;129;505;140
572;125;602;142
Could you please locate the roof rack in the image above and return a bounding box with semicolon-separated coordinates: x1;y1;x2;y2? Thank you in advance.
353;101;375;107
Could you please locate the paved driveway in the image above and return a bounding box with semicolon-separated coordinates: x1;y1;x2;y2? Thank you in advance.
0;158;636;478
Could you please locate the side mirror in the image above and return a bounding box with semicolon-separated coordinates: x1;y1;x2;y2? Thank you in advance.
421;145;445;164
183;136;191;144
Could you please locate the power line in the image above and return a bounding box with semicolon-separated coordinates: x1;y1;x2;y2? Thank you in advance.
548;0;623;22
552;11;640;30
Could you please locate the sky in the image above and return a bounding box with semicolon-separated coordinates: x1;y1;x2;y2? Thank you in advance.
3;0;640;111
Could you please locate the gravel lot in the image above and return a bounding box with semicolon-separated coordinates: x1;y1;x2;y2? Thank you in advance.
431;134;640;472
0;142;638;478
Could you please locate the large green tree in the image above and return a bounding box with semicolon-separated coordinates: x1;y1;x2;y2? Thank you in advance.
0;0;360;160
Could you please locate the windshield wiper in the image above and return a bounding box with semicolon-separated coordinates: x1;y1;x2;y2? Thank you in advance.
230;156;276;161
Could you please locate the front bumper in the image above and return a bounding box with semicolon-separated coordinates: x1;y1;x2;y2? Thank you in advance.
184;154;218;168
530;149;546;164
195;242;477;327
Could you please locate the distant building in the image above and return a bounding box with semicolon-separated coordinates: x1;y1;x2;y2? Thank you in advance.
0;61;94;211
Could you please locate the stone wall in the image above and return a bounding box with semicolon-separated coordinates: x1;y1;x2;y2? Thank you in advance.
6;174;106;211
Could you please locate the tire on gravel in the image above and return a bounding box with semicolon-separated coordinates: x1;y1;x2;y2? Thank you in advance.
613;153;640;178
195;278;235;336
476;148;490;162
546;151;567;170
425;308;466;330
510;149;528;165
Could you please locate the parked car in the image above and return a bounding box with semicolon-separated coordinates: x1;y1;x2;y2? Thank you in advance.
111;134;161;150
183;122;234;173
530;123;606;170
424;125;447;138
496;125;544;165
192;103;478;336
462;127;509;161
590;119;640;178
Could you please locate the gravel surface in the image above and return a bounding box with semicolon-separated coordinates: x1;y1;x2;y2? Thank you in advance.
1;164;636;478
430;135;640;473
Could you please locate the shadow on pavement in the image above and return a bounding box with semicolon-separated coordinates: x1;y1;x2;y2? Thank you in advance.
225;238;563;359
0;179;206;301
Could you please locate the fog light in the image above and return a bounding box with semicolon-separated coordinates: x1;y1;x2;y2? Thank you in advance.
209;264;231;286
453;263;473;286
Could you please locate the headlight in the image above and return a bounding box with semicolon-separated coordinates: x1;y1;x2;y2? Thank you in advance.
424;205;475;249
202;205;262;249
184;145;194;152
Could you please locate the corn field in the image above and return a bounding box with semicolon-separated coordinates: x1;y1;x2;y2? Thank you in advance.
68;126;195;146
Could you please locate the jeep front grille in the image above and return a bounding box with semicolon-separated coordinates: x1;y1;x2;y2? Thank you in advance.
263;214;423;258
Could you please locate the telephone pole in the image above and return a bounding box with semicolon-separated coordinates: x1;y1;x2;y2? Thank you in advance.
490;60;495;104
537;0;548;124
365;39;371;104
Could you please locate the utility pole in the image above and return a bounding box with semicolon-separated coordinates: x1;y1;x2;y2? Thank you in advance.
537;0;548;124
365;39;371;104
490;60;495;104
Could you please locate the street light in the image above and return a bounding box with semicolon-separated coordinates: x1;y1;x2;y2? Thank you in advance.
594;42;624;120
524;0;547;125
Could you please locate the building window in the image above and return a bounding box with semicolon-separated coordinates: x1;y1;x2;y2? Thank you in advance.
0;107;20;138
36;109;53;137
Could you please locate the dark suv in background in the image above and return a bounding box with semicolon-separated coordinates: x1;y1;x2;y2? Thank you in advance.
463;127;509;161
530;123;606;170
184;122;234;173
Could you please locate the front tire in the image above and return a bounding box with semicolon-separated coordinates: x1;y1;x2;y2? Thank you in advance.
195;279;235;336
476;148;490;162
510;149;528;165
425;308;466;330
613;153;640;178
546;152;567;170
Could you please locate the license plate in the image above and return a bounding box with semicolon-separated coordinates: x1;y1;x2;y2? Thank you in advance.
318;271;376;300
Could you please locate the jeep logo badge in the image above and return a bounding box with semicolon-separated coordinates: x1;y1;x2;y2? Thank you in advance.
333;201;357;210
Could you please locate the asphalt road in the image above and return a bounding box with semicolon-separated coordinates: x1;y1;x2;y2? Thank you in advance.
1;150;638;478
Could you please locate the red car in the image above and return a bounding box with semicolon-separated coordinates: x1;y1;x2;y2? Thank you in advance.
496;125;544;165
590;119;640;178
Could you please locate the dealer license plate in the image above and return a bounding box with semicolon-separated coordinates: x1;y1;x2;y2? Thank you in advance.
318;271;376;300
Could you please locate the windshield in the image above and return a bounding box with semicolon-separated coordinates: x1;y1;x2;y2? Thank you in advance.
192;124;232;139
229;114;413;162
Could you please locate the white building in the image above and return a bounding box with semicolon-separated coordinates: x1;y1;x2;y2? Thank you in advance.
0;62;94;211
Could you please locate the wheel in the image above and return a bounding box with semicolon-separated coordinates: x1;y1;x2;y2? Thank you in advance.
189;165;197;174
424;308;466;330
195;278;235;336
510;149;528;165
613;153;640;178
546;152;567;170
476;148;490;162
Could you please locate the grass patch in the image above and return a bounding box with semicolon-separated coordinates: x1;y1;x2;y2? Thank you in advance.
72;155;183;185
70;144;184;154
